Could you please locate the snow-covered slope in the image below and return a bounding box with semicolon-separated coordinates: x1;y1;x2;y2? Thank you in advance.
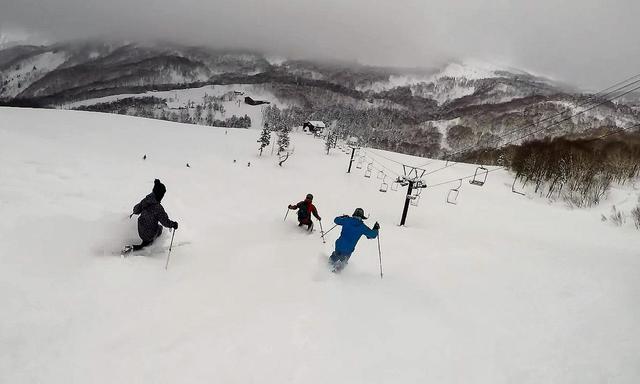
0;51;68;98
1;108;639;383
64;84;288;129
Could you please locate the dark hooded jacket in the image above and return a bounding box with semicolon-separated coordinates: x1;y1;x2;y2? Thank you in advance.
290;200;321;223
132;193;175;241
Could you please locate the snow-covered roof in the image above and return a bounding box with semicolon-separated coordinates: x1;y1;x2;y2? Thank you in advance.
306;121;326;128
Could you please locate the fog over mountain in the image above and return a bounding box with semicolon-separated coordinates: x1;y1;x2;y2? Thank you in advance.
2;0;639;90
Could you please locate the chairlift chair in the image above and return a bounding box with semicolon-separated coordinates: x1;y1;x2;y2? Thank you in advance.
469;166;488;186
377;171;385;180
391;181;399;191
512;177;525;196
379;176;388;193
364;162;373;178
447;179;463;205
414;179;427;189
408;188;421;206
396;176;410;187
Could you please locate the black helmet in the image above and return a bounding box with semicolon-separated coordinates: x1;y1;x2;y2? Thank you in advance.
306;193;313;201
352;208;367;219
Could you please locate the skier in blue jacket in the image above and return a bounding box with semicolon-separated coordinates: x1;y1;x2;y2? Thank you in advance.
330;208;379;272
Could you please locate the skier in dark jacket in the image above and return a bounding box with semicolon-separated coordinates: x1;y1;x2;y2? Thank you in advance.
128;179;178;251
330;208;379;272
288;193;321;231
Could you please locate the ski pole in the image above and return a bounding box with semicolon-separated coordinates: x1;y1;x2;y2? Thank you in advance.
319;220;325;243
377;232;383;279
322;224;338;238
165;228;176;270
284;207;290;221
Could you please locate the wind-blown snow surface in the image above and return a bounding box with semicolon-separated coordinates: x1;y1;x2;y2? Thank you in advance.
1;107;639;384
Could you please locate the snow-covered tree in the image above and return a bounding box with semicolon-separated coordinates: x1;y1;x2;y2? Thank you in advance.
195;104;203;124
262;105;291;154
325;130;337;154
257;124;271;156
277;125;291;155
206;104;214;126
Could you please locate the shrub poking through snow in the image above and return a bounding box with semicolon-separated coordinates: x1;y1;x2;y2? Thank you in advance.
609;205;625;226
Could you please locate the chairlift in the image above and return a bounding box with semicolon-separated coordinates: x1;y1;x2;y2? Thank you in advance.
512;177;525;196
377;171;385;180
414;179;427;189
447;179;462;205
356;161;363;170
395;176;409;188
364;164;372;178
391;181;399;191
379;176;388;193
408;187;421;206
469;166;488;186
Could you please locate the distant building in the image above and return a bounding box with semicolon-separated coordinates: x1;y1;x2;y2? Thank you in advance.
303;121;326;134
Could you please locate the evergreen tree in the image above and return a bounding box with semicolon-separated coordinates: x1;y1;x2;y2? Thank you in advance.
206;104;214;126
325;130;337;154
258;124;271;156
195;104;203;124
277;126;291;155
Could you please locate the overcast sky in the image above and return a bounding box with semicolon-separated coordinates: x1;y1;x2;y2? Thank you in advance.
2;0;639;89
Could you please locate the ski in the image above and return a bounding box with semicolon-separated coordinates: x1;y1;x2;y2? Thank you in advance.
120;245;135;257
329;259;346;273
119;241;190;258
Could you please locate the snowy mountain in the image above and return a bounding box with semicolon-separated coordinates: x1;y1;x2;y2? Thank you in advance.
1;106;639;383
1;40;639;158
357;61;550;105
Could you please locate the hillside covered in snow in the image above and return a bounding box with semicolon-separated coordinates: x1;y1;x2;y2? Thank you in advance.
1;107;639;383
2;41;639;159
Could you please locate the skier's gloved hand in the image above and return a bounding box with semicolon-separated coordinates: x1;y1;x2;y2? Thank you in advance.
172;221;179;230
373;222;380;230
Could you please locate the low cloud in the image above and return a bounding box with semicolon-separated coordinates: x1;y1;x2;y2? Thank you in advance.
2;0;639;89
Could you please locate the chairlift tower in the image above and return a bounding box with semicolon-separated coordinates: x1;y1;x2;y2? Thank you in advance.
399;165;427;226
346;145;360;173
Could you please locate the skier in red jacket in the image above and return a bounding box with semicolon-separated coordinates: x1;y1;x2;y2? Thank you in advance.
288;193;321;231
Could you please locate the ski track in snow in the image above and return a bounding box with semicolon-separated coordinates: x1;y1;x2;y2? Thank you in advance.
0;107;639;383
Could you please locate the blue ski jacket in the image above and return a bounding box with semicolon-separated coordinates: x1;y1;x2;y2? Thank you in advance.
333;215;378;255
